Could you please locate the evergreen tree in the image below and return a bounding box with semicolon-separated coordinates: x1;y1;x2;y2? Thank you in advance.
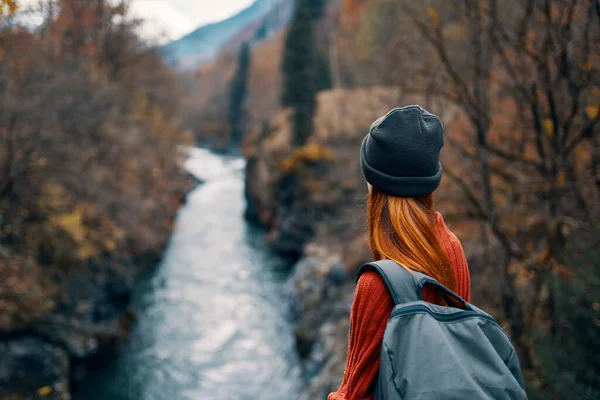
314;50;333;93
228;42;251;144
281;0;329;146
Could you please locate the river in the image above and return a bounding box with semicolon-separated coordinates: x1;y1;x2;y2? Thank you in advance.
75;148;306;400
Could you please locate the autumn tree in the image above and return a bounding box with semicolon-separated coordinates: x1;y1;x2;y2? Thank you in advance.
386;0;600;391
229;42;251;144
0;0;18;20
334;0;599;395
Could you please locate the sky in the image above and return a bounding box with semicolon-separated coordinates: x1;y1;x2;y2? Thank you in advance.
129;0;255;42
18;0;255;43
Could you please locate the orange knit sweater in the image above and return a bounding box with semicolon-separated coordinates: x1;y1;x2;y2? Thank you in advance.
328;212;471;400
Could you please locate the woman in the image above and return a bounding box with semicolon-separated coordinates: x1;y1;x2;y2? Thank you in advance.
328;105;471;400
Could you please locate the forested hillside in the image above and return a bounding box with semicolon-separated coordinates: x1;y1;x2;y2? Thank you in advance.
0;1;192;398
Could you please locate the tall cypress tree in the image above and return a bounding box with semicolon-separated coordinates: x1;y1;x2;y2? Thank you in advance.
229;42;251;144
281;0;328;146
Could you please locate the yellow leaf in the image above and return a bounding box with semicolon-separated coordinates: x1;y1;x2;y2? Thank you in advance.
105;239;116;251
586;105;598;119
427;7;440;27
50;207;86;244
557;172;566;186
281;144;334;172
583;61;592;71
543;119;554;135
478;0;488;12
77;243;97;260
0;0;19;17
37;386;52;396
526;242;534;252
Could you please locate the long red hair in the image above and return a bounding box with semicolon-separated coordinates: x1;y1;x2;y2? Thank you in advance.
367;188;457;294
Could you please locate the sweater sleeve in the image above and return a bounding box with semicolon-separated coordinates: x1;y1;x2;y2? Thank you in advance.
328;271;395;400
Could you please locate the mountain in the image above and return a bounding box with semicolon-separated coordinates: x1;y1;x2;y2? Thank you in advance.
161;0;295;71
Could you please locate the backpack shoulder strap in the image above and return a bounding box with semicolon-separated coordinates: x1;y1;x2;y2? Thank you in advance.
357;260;422;305
357;260;472;309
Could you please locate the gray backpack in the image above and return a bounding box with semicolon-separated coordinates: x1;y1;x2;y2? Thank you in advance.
358;260;527;400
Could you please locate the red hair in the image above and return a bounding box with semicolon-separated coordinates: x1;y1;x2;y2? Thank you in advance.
367;188;457;295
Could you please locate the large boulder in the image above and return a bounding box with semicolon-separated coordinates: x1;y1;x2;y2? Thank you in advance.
291;244;356;399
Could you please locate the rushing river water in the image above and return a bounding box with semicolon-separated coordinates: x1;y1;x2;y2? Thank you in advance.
75;149;305;400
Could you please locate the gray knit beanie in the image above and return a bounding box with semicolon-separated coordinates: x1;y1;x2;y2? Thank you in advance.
360;105;444;197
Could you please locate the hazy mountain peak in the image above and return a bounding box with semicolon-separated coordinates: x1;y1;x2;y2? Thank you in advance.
161;0;295;71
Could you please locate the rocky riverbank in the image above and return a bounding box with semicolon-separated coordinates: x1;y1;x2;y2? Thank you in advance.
0;168;191;400
290;244;363;398
0;243;176;400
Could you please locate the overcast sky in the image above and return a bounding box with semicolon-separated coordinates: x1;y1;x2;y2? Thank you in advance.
19;0;255;43
130;0;255;42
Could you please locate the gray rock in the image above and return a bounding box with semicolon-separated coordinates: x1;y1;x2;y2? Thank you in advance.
290;247;355;398
0;337;70;399
327;261;348;286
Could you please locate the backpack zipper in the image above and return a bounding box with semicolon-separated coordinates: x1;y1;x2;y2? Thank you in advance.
389;304;498;325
